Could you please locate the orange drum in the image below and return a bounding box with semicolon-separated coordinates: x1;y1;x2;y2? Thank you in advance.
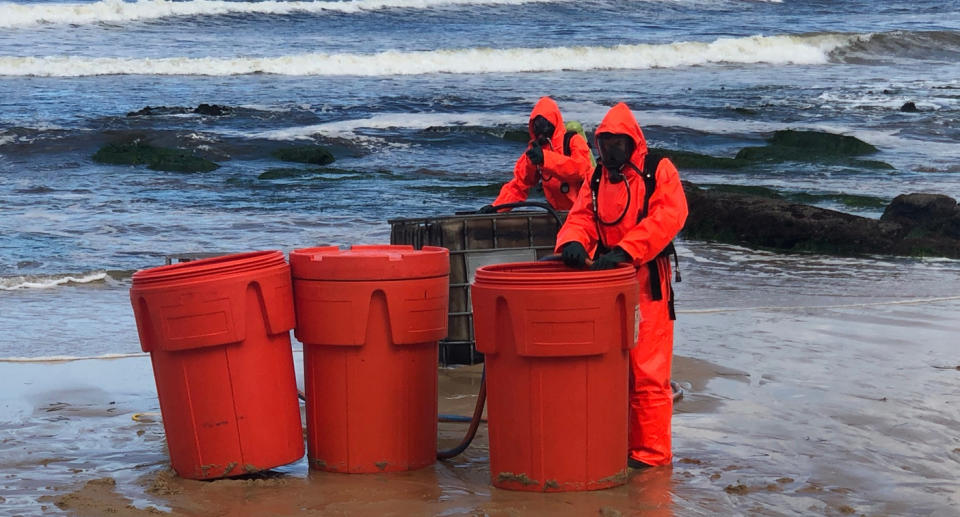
130;251;303;480
291;245;449;473
472;261;639;491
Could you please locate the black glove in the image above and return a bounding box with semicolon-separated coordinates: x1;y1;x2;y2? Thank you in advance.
478;204;497;214
560;241;589;268
526;144;544;165
591;247;631;270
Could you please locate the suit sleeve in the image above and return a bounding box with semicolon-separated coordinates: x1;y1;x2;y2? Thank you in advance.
493;152;538;207
554;178;600;256
540;134;593;184
615;158;688;265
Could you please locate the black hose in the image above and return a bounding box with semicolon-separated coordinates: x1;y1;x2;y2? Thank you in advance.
482;201;563;227
671;381;684;403
437;368;487;460
439;414;487;423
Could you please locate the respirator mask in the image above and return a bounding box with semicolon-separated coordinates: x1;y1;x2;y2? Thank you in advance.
596;133;634;183
530;115;555;147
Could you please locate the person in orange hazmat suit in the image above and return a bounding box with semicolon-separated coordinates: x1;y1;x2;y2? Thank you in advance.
554;102;688;468
480;97;594;213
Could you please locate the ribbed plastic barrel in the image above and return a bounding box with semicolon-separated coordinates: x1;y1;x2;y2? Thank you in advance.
291;245;449;473
472;261;639;491
129;251;304;480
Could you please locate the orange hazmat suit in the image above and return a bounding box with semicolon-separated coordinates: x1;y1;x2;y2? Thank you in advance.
555;102;688;467
493;97;594;211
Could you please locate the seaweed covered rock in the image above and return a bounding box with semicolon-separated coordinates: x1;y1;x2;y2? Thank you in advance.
881;193;960;242
900;102;919;113
769;130;878;155
682;182;902;255
126;106;187;117
695;183;783;199
126;104;232;117
681;183;960;258
92;139;220;173
271;145;335;165
193;104;231;116
695;184;889;210
788;192;889;209
734;130;892;169
649;130;891;172
414;183;504;198
649;148;744;170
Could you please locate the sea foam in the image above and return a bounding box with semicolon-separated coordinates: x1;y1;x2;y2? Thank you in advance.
0;32;861;77
0;0;564;28
0;272;109;290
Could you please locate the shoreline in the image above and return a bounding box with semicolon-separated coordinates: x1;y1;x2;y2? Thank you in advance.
2;288;957;517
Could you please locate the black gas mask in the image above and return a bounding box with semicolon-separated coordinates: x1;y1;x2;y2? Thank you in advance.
596;133;634;183
530;115;555;147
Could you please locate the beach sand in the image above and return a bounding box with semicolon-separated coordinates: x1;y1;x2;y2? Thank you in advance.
2;295;958;515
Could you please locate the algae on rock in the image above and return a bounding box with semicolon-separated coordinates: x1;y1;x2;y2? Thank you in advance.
92;139;220;173
271;145;335;165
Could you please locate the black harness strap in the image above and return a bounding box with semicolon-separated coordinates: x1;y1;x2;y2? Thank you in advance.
641;152;665;300
542;130;580;194
589;151;681;320
563;130;577;156
638;152;679;321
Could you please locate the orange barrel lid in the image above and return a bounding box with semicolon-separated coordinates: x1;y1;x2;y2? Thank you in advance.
132;250;287;289
290;245;449;281
473;261;637;287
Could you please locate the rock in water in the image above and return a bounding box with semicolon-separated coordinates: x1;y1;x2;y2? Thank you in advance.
92;140;220;173
899;102;919;112
734;130;891;169
882;193;960;242
194;104;231;116
271;145;335;165
681;183;960;258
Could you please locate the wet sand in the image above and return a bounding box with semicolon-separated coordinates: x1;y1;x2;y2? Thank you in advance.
2;296;959;516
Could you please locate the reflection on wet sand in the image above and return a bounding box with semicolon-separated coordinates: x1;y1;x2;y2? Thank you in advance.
1;357;695;516
2;297;958;515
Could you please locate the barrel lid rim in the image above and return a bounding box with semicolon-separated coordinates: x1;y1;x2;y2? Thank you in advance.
290;244;449;281
131;250;286;287
473;261;638;283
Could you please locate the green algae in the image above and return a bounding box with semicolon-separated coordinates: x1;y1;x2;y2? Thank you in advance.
93;139;220;173
649;147;744;170
768;130;878;155
271;145;335;165
700;183;783;199
414;183;504;197
788;192;889;209
496;472;538;486
733;130;892;169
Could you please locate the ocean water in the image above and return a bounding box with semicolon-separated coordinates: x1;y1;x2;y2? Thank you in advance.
1;0;959;350
1;2;959;514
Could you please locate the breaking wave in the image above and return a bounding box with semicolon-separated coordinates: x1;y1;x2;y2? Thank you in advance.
0;32;860;77
0;271;127;290
0;0;565;28
0;352;148;362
